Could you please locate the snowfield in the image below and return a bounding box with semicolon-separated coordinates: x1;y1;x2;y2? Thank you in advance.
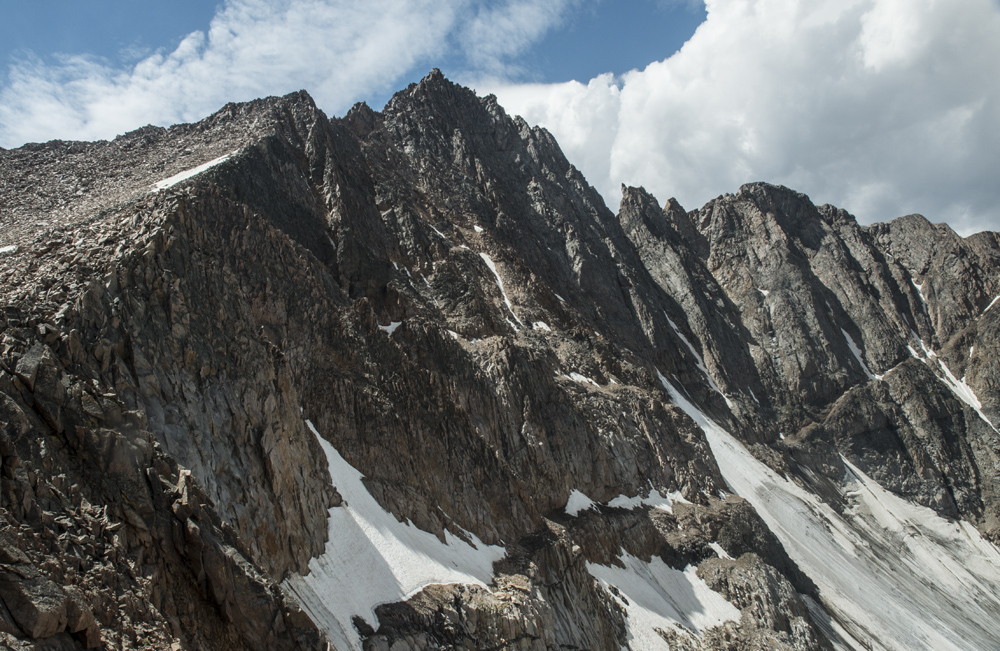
660;375;1000;651
282;421;505;650
285;380;1000;651
588;553;740;650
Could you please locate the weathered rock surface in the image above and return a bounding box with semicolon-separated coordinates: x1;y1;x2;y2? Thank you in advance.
0;70;997;650
622;182;1000;536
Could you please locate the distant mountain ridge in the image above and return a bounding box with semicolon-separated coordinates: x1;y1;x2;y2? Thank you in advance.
0;69;998;650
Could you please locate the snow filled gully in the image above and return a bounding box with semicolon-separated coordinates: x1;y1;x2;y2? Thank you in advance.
659;373;1000;651
281;421;504;650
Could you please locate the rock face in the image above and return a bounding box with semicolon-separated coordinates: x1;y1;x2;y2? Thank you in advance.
0;70;998;650
665;185;1000;529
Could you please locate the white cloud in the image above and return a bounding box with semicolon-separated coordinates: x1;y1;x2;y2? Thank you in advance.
5;0;999;236
0;0;573;147
460;0;580;77
487;0;1000;234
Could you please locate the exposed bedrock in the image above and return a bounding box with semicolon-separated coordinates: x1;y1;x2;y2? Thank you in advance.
0;70;996;649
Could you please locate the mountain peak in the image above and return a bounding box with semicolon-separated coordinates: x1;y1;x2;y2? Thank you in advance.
424;67;446;82
2;73;1000;651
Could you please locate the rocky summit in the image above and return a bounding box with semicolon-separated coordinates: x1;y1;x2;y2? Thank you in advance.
0;69;999;651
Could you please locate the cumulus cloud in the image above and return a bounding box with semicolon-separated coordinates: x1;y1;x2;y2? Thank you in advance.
485;75;621;188
6;0;999;235
460;0;579;77
487;0;1000;234
0;0;573;147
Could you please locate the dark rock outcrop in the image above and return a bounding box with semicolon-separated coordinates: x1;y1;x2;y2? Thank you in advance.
1;70;997;650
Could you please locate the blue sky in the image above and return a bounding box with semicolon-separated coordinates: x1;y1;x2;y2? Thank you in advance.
0;0;705;98
0;1;219;71
1;0;998;235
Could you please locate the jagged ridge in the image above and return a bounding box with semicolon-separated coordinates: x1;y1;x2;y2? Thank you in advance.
0;70;998;651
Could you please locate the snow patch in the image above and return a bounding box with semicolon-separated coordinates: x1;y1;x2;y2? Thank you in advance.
565;489;596;516
479;252;525;329
708;542;732;560
587;553;740;650
428;223;451;241
907;333;996;433
568;372;599;386
984;295;1000;314
658;374;1000;651
378;321;401;335
758;288;770;297
665;313;732;408
936;359;998;432
473;225;484;233
911;279;931;316
153;152;235;190
841;328;881;381
532;321;551;332
567;486;687;515
282;421;505;651
555;293;566;302
606;488;686;514
938;363;982;411
922;344;936;359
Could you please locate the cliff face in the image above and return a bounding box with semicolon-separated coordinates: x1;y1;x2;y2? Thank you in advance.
0;70;998;651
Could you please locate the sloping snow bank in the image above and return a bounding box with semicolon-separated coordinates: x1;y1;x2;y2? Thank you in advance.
479;252;525;329
659;376;1000;651
282;421;505;650
152;152;235;190
587;553;740;650
840;328;881;381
